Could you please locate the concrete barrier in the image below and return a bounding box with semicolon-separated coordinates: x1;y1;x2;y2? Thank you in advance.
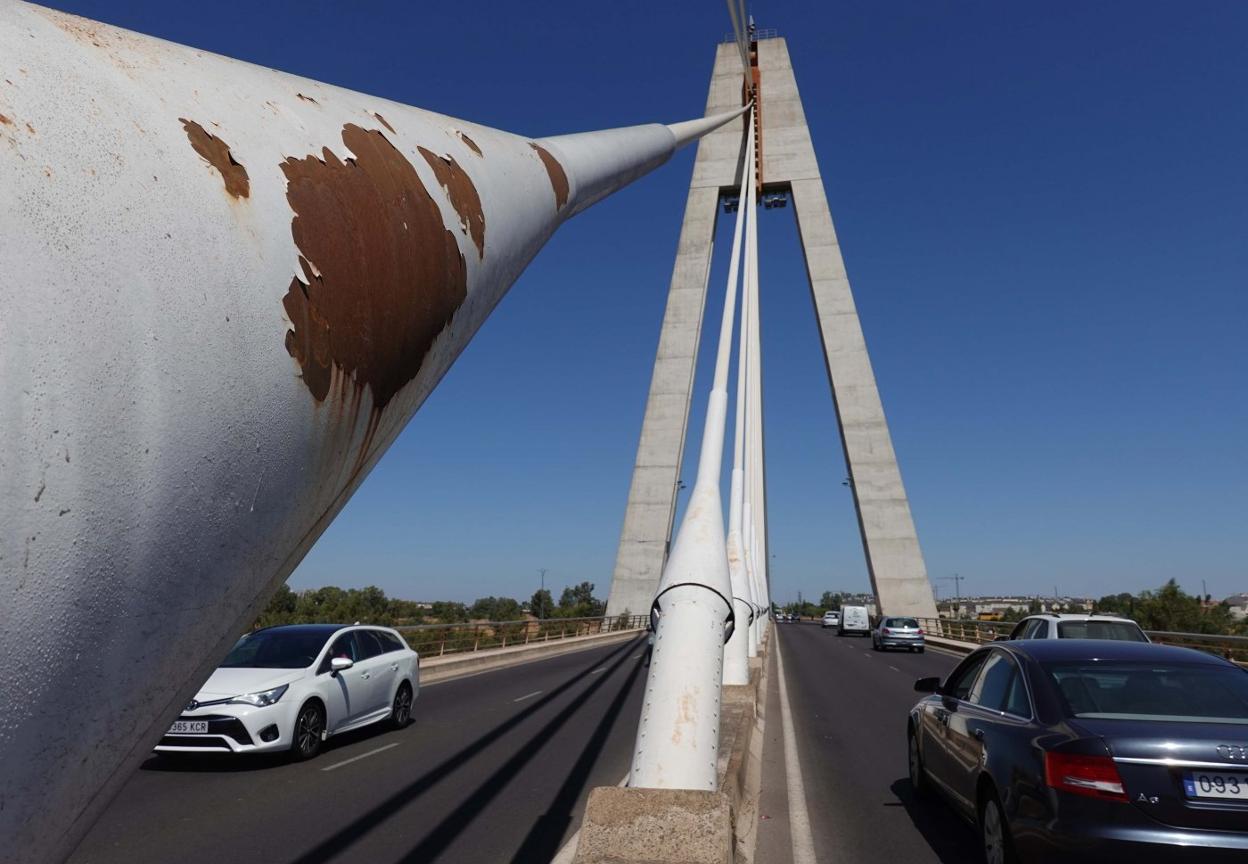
420;628;644;684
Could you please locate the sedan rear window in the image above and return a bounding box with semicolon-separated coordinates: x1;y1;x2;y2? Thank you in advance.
1057;620;1148;642
1045;662;1248;724
885;618;919;629
221;630;333;669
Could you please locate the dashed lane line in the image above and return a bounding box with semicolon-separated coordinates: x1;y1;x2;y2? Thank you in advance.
320;741;401;772
513;690;542;702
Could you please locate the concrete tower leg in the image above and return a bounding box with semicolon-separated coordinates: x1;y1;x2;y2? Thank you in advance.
758;38;938;619
605;46;748;619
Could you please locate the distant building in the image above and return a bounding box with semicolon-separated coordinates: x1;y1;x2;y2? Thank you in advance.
1225;593;1248;621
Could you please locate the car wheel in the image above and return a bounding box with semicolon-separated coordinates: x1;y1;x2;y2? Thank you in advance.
389;682;414;729
908;728;929;798
978;789;1016;864
290;701;325;762
918;647;925;654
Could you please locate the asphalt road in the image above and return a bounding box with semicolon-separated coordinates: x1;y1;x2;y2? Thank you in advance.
69;636;648;864
766;622;982;863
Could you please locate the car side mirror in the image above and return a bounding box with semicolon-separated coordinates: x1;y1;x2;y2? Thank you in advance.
914;676;941;694
330;656;354;673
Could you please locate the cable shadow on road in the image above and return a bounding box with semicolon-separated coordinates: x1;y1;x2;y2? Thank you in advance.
886;778;979;864
288;636;643;864
505;647;642;863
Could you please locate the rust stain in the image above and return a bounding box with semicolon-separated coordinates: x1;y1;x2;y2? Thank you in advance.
457;131;482;157
529;143;568;211
180;119;249;199
0;113;11;126
280;124;467;415
25;122;35;135
296;93;319;105
373;112;395;134
418;147;485;259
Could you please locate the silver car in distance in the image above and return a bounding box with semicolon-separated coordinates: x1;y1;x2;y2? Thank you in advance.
155;624;419;761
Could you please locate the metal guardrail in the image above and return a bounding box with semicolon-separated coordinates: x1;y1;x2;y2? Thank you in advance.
916;617;1248;665
721;28;779;43
395;615;647;658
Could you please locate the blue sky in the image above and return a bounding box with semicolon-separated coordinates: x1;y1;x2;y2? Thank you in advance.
54;1;1247;604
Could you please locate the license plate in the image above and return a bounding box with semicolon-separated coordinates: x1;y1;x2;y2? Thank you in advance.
169;720;209;734
1184;771;1248;800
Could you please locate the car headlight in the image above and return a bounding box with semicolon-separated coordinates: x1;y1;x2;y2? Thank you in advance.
227;684;289;707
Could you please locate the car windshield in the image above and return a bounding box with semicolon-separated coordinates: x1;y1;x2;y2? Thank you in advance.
1057;620;1147;642
886;618;919;628
1044;661;1248;724
220;630;333;669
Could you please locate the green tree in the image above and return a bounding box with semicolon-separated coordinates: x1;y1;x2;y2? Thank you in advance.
529;588;555;620
469;596;523;621
253;583;298;628
819;592;842;611
429;601;469;624
558;581;605;618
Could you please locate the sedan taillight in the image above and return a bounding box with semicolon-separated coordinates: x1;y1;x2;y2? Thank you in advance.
1044;752;1127;802
882;628;892;635
917;629;925;635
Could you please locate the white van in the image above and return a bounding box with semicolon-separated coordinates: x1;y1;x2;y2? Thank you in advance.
838;605;870;636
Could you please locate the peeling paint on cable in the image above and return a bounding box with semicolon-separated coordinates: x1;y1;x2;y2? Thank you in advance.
372;112;395;134
180;119;249;199
457;131;482;157
529;143;568;210
280;124;467;416
418;146;485;258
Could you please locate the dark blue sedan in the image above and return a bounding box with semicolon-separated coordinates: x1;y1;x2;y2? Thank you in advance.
908;639;1248;863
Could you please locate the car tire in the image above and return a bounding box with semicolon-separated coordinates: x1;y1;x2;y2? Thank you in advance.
290;700;325;762
389;682;414;729
918;647;926;654
907;728;929;799
978;788;1017;864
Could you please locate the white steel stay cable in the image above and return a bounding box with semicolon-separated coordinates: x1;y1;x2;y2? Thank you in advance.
724;132;758;682
724;0;750;76
630;109;755;790
743;178;763;631
743;176;765;644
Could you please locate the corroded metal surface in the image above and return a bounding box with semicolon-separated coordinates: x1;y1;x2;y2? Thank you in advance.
0;4;741;862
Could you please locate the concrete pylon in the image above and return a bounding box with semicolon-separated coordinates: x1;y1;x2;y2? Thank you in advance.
607;36;937;620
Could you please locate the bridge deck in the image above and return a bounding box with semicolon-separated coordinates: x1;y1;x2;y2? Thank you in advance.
70;637;647;864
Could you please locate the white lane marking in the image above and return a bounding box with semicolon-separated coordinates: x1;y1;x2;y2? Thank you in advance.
863;652;872;657
549;771;631;864
591;667;607;674
775;637;817;864
513;690;542;703
889;665;900;672
632;653;642;659
320;741;401;772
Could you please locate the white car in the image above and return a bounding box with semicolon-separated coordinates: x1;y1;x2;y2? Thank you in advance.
156;623;419;760
821;611;840;629
1003;614;1149;643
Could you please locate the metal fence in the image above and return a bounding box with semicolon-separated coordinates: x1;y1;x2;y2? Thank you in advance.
395;615;648;658
916;617;1248;665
